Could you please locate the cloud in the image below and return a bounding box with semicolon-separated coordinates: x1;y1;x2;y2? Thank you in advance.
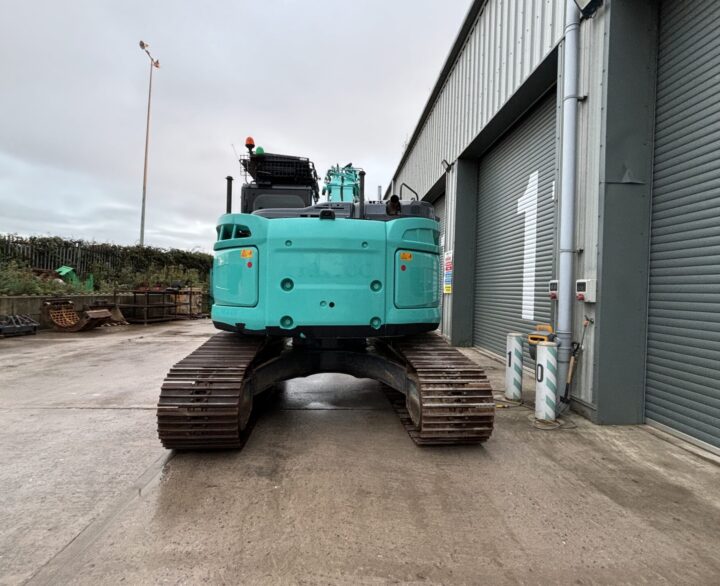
0;0;471;252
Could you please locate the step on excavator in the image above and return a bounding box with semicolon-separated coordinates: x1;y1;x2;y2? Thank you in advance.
157;138;494;448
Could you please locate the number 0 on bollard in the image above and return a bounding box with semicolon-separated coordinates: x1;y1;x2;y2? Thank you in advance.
535;341;558;422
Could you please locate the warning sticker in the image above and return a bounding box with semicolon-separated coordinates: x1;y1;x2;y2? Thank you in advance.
443;250;453;294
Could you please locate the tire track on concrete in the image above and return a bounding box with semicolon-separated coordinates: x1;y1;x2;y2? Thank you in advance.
23;451;174;586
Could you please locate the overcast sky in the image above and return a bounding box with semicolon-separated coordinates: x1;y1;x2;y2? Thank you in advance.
0;0;471;252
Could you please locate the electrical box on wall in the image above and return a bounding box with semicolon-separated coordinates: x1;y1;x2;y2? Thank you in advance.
548;280;558;300
576;279;597;303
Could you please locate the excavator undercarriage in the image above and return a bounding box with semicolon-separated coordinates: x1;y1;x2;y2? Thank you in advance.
157;332;495;449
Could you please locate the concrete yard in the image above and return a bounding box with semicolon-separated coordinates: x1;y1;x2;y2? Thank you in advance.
1;321;719;585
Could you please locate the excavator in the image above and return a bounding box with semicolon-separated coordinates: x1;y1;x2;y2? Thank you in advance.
156;138;494;448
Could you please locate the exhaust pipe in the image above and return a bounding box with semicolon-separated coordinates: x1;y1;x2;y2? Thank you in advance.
226;176;233;214
358;170;366;219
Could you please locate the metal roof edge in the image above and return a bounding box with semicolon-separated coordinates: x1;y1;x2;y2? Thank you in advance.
385;0;488;198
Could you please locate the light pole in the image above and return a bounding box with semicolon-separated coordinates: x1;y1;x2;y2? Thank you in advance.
138;40;160;246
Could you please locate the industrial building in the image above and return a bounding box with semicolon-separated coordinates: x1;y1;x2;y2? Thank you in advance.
387;0;720;452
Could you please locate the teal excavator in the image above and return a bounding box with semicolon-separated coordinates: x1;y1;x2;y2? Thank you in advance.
156;138;494;449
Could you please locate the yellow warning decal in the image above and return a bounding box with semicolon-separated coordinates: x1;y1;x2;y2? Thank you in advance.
240;249;254;258
399;252;413;261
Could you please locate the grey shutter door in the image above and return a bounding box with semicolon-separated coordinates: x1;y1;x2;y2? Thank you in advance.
435;195;446;239
645;0;720;449
434;195;446;319
473;93;556;357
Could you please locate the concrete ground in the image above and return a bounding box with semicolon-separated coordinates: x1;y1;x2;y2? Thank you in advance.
1;321;719;586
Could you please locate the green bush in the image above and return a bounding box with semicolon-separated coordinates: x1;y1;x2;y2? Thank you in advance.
0;235;213;294
0;261;88;296
106;265;205;292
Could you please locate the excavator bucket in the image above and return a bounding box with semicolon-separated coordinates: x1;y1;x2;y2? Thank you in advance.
87;301;128;326
108;305;127;324
42;299;120;332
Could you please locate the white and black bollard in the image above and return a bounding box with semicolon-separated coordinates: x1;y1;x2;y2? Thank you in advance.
535;341;558;422
505;333;524;402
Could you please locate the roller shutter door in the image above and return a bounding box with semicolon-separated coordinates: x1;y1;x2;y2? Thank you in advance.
434;195;446;303
473;93;556;357
434;195;446;242
645;0;720;449
433;194;445;330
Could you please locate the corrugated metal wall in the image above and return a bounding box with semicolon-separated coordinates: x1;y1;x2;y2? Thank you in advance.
473;93;557;357
571;10;607;407
645;0;720;449
396;0;565;199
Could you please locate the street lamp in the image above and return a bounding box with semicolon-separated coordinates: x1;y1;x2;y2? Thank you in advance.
138;40;160;246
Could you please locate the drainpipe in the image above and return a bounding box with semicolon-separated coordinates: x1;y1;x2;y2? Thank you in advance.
556;0;581;405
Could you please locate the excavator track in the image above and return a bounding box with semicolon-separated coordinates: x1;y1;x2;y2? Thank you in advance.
156;331;493;450
157;333;266;450
383;333;495;445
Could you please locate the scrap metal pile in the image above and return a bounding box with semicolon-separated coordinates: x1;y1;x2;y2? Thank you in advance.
0;314;39;338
